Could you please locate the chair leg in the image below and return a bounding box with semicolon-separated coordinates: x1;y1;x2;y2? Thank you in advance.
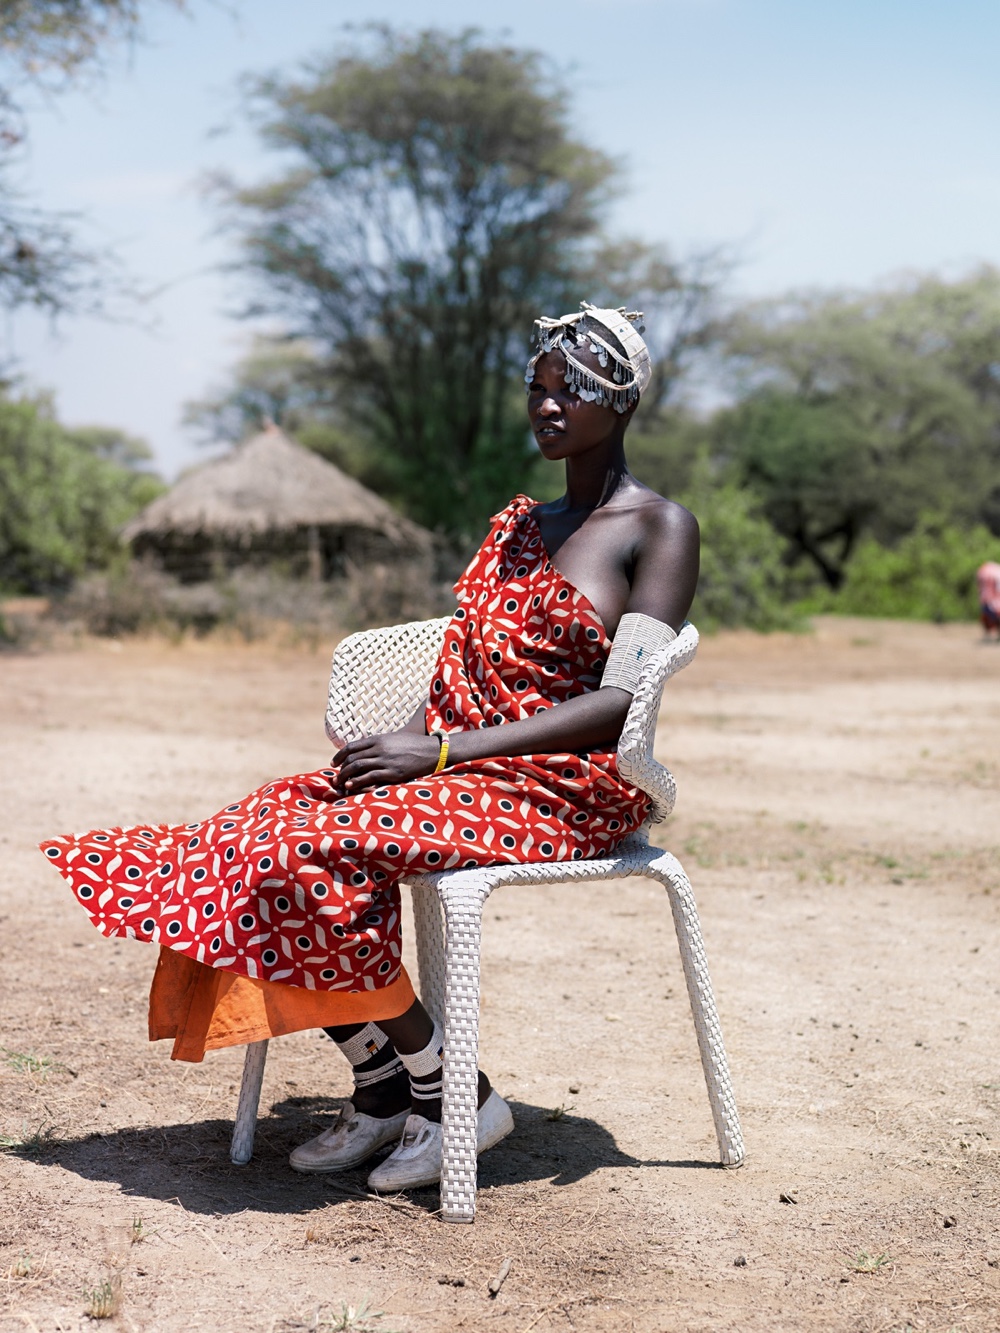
410;880;446;1029
436;876;488;1224
647;852;746;1168
230;1039;269;1165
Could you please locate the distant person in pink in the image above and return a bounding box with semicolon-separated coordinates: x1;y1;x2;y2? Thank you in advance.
977;561;1000;640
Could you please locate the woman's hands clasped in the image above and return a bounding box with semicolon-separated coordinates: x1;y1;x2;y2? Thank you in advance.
333;732;441;795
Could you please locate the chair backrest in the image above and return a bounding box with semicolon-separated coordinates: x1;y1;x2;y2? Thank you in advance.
326;616;699;826
326;617;450;745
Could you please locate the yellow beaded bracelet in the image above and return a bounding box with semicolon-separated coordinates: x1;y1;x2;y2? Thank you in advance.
431;728;450;774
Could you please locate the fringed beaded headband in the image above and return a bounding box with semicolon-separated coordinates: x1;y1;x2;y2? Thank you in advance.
524;302;652;414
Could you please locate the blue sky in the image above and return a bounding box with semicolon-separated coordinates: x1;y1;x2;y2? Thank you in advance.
9;0;1000;476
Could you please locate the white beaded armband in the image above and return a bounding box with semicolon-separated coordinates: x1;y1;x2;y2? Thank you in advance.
599;612;677;694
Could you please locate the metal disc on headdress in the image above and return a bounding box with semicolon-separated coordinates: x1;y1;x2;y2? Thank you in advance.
524;302;651;413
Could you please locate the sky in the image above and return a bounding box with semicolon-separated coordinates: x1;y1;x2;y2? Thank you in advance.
8;0;1000;477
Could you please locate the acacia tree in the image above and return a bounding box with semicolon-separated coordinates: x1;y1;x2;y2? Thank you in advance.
0;2;156;74
182;335;326;443
214;27;620;537
585;237;733;422
718;268;1000;587
181;333;385;489
0;0;181;323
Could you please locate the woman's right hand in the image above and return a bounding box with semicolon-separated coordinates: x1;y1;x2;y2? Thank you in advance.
333;731;441;795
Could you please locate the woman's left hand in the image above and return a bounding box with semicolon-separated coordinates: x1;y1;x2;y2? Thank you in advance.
333;732;441;794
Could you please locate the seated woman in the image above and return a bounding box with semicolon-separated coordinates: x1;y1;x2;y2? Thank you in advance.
40;303;699;1192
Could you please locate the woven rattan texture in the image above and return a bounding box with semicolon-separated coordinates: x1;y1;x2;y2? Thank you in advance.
411;884;446;1029
326;617;450;744
615;621;698;825
230;616;744;1222
408;838;745;1220
230;1039;268;1165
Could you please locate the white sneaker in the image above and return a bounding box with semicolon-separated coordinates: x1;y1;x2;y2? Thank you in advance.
367;1089;514;1192
289;1102;410;1174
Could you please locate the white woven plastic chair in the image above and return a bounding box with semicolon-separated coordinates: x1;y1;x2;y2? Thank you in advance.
230;616;745;1223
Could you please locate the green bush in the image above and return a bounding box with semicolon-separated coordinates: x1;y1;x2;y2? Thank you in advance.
802;513;997;621
0;393;163;594
678;461;808;632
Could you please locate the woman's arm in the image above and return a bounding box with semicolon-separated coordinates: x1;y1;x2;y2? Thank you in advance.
335;503;698;793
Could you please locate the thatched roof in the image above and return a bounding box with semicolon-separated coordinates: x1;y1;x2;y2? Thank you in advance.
123;425;432;551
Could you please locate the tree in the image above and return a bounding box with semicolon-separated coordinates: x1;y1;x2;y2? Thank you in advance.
818;512;998;622
720;268;1000;586
182;335;327;443
714;390;878;588
0;3;156;78
213;26;619;537
677;455;804;631
624;405;713;502
181;333;390;492
0;1;182;326
585;238;734;423
66;422;158;470
0;392;163;593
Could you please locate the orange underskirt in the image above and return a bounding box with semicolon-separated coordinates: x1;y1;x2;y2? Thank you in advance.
147;947;416;1063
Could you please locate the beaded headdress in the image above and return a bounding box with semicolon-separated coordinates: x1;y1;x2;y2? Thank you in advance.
524;302;651;414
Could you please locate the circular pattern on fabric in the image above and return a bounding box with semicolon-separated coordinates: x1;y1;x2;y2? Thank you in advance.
41;495;648;997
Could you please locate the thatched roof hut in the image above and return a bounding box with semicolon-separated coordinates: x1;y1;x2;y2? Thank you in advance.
123;425;432;582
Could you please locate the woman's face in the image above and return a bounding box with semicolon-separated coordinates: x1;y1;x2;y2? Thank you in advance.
526;348;629;461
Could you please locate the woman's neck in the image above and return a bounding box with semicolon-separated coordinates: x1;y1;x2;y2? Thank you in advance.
562;444;631;512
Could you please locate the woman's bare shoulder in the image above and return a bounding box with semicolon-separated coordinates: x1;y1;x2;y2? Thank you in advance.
623;488;699;626
631;486;700;548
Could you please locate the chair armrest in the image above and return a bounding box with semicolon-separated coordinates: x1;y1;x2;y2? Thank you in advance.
616;621;699;822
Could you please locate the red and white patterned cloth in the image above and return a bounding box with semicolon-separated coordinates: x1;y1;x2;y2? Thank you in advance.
40;495;649;994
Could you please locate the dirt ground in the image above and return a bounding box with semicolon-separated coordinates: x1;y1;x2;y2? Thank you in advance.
1;617;999;1333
